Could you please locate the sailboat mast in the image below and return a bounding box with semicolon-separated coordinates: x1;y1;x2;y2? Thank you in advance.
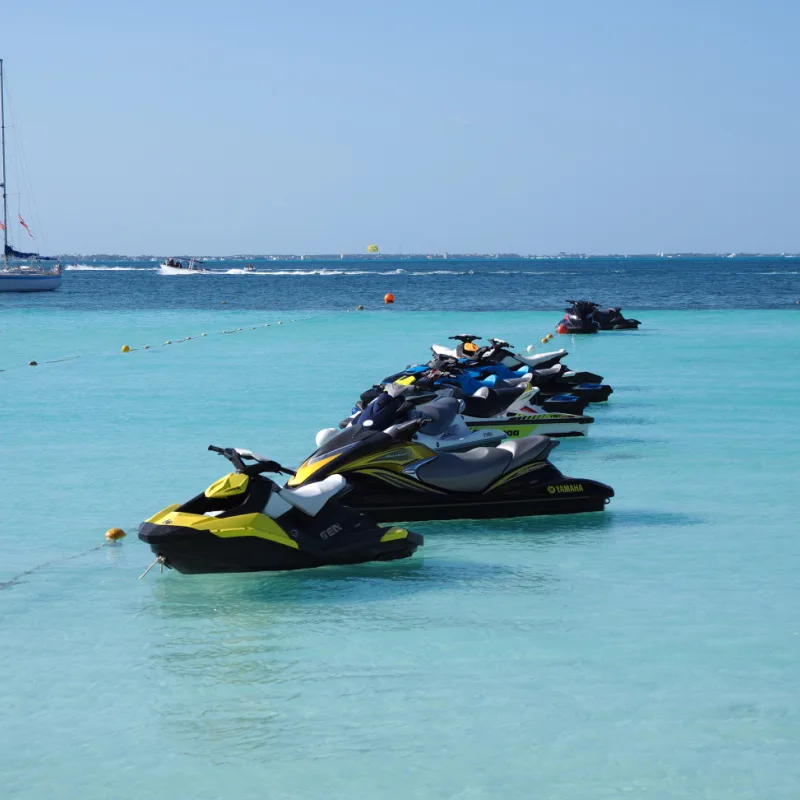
0;59;7;266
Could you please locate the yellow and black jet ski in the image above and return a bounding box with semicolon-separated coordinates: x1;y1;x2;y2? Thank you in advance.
138;446;422;574
288;420;614;522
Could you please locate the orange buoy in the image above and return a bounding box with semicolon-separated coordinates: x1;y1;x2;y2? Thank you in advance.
384;293;395;304
105;527;126;541
556;324;569;334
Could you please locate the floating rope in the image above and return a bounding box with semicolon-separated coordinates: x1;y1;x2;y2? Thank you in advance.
0;543;110;591
0;314;318;374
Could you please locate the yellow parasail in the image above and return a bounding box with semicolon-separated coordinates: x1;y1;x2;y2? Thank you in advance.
367;244;379;253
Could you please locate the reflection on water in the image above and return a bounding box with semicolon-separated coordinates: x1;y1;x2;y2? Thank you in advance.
140;520;588;761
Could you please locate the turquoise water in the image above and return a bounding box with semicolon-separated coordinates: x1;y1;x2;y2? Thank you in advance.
2;309;799;798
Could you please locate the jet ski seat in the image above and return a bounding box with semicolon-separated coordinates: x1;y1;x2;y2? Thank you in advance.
414;447;514;492
411;397;461;435
496;435;556;468
431;344;458;358
497;374;531;388
462;386;526;418
414;434;558;493
279;474;348;517
531;365;563;378
506;349;568;368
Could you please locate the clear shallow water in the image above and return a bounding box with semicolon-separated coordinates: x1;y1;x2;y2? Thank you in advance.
2;308;800;798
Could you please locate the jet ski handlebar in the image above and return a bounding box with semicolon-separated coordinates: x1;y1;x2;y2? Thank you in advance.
383;418;428;441
488;337;511;348
208;445;296;476
448;334;480;342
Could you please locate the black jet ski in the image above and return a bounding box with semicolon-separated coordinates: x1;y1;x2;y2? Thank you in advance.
356;378;592;419
138;446;422;574
288;420;614;522
338;382;594;442
591;306;641;330
556;300;602;334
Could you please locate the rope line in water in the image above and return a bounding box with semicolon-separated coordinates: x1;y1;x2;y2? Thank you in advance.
0;314;318;374
0;543;110;591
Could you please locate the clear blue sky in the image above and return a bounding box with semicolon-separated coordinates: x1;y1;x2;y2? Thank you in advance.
3;0;799;255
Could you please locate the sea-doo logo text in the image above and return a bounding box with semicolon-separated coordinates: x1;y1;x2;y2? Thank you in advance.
547;484;584;494
320;523;343;540
504;429;520;437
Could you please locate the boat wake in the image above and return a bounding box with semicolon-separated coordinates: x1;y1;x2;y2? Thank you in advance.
65;265;151;271
220;268;476;276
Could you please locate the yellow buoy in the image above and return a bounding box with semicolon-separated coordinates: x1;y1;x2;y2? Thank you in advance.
121;344;131;353
541;337;548;344
165;340;172;345
105;527;126;541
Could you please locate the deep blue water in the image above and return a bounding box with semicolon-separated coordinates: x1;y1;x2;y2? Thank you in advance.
2;255;799;311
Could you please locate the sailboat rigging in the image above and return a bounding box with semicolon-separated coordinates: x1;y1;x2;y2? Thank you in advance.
0;58;62;292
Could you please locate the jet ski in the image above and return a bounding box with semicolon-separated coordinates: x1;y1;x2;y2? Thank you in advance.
423;335;610;402
591;306;641;330
337;382;593;444
433;334;571;372
288;420;614;522
470;337;604;384
556;300;601;334
357;374;593;428
385;351;612;405
328;384;509;452
138;445;422;574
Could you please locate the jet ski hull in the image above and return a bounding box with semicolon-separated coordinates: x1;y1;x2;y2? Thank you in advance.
340;475;614;522
538;383;613;403
539;394;590;414
139;519;422;574
609;320;640;330
558;325;599;334
464;414;594;438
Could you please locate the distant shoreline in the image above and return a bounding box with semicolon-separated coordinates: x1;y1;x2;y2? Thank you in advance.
55;252;800;261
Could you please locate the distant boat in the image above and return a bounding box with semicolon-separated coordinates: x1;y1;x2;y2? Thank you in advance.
159;258;211;274
0;59;62;293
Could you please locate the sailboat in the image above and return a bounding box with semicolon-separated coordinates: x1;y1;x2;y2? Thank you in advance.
0;59;62;292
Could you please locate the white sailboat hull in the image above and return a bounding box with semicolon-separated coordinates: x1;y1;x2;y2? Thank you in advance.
0;273;62;292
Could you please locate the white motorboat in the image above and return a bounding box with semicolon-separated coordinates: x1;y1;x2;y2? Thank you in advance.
159;258;212;274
